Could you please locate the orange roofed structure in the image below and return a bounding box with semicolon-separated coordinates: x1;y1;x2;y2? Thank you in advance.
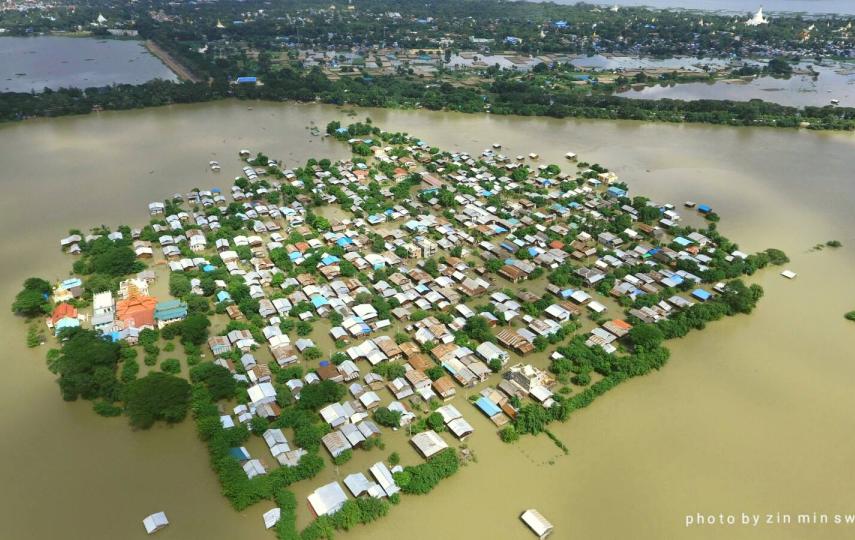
51;303;78;325
116;284;157;330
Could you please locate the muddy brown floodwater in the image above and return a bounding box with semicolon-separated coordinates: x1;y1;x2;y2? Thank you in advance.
1;100;854;540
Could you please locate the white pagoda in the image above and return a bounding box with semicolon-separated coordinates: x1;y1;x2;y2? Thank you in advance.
746;7;769;26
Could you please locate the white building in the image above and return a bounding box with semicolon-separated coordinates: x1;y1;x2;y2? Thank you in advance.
308;482;348;517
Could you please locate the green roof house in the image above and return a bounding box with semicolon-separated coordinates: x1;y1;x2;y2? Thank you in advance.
154;299;188;329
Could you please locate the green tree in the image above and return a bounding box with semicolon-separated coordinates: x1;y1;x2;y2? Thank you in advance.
123;372;192;429
55;329;122;402
160;358;181;374
181;313;211;345
189;362;237;400
627;323;665;351
515;404;550;435
374;407;402;428
89;242;141;276
169;273;191;297
426;412;445;432
499;425;519;443
372;363;406;380
11;277;51;316
463;315;493;343
298;380;345;410
296;321;313;336
423;258;439;277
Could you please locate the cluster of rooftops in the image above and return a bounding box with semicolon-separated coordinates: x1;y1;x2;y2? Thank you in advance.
54;125;745;536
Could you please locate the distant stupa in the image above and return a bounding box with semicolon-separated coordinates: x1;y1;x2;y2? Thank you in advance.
746;7;769;26
216;19;225;29
96;13;107;25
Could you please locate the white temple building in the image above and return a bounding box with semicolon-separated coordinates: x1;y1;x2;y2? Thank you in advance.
746;7;769;26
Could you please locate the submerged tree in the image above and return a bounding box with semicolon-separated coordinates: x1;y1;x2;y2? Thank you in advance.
55;328;122;402
11;277;51;317
123;372;191;429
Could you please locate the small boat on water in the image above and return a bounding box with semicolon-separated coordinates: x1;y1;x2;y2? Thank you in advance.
684;201;696;208
142;512;169;534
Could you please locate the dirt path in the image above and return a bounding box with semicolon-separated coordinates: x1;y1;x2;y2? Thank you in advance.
145;40;201;83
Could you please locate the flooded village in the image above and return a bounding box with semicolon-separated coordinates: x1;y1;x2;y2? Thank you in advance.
3;0;855;538
26;117;787;538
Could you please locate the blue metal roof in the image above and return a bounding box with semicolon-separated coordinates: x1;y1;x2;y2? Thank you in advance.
229;447;250;461
54;318;80;334
60;278;82;289
691;289;712;301
155;299;188;321
475;397;501;417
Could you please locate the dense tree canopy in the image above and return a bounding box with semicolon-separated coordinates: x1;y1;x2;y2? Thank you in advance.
190;362;237;401
87;238;143;277
627;324;665;352
180;313;212;345
55;328;122;402
123;372;192;429
11;277;51;316
297;380;345;410
394;448;459;494
373;406;402;428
